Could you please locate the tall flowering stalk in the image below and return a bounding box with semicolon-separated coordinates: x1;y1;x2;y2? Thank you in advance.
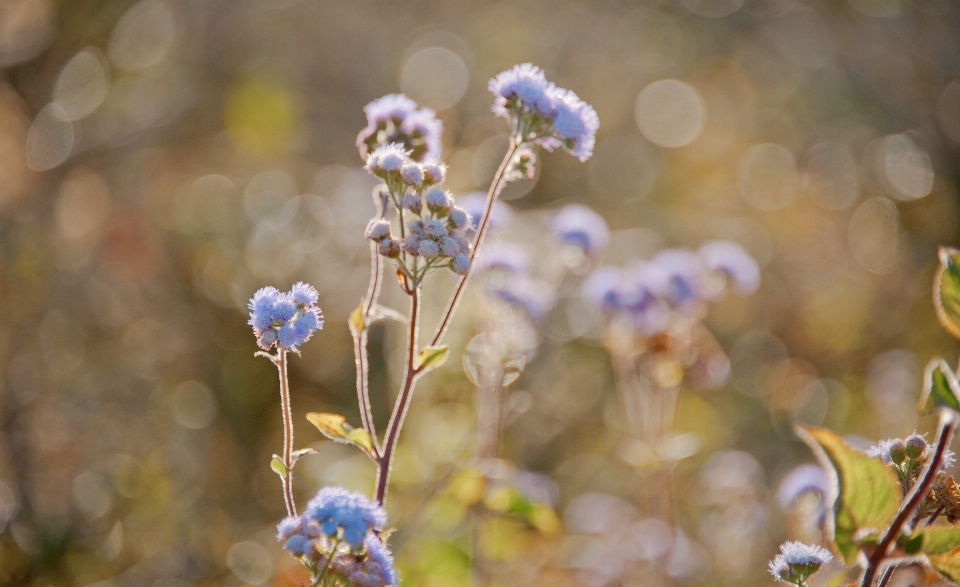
342;65;599;507
247;65;598;586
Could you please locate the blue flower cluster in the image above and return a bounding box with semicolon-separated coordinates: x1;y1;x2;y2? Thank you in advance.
356;93;442;163
363;138;473;278
489;63;599;161
583;241;760;337
277;487;397;586
248;282;323;351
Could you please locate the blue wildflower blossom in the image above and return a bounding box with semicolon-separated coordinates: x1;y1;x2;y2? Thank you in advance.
489;63;555;119
552;89;599;161
653;249;705;309
305;487;386;549
769;541;833;585
490;275;556;319
548;204;610;256
348;535;400;587
365;143;412;180
248;284;323;351
459;192;510;231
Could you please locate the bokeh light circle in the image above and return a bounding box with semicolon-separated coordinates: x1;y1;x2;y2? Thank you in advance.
848;197;899;274
400;47;468;111
635;79;705;148
737;143;798;211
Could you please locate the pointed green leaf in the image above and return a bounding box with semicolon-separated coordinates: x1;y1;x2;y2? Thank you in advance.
270;455;289;476
898;532;924;555
346;428;375;455
919;528;960;582
417;345;448;372
349;302;366;335
306;412;350;440
797;426;902;564
935;247;960;339
920;359;960;414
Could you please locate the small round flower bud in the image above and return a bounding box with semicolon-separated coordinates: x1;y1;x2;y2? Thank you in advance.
906;434;928;459
402;192;422;214
452;252;470;275
449;207;471;229
438;235;460;256
401;163;424;186
424;219;448;238
365;219;391;241
259;328;278;346
889;440;907;465
421;157;447;185
424;186;451;213
378;238;401;258
408;219;425;236
419;240;440;258
402;234;422;253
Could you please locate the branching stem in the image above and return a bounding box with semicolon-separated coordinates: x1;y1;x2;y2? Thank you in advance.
859;410;957;587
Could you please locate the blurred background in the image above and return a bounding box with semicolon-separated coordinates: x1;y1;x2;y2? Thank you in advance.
1;0;960;585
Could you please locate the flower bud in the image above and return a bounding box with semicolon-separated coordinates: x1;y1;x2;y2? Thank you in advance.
906;434;928;460
365;219;391;241
402;192;422;214
419;240;440;258
889;440;907;465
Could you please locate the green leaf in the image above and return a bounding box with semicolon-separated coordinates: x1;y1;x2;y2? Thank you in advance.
349;302;366;335
270;455;289;476
346;429;375;454
918;528;960;582
935;247;960;339
417;345;448;372
920;358;960;414
306;413;376;458
797;426;903;565
898;532;924;555
306;412;349;439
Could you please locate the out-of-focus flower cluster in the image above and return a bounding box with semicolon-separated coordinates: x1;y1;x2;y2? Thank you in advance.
277;487;398;587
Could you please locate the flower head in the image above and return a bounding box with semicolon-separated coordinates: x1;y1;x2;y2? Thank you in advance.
548;204;610;256
769;541;832;585
357;94;442;162
365;143;412;179
459;192;511;231
489;63;555;119
489;275;556;319
653;248;705;309
248;285;323;351
347;536;399;587
551;89;599;161
305;487;386;548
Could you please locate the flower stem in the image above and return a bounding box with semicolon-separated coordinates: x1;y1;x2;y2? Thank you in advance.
428;138;520;348
277;349;297;517
859;410;957;587
315;536;342;586
375;287;421;506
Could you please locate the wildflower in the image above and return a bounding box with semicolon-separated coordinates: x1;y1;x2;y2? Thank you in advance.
401;192;422;214
448;207;472;230
906;434;928;459
548;204;610;256
583;263;671;336
489;275;556;319
769;541;832;585
365;220;391;241
653;249;705;308
552;89;599;161
866;438;897;464
400;162;424;186
698;240;760;296
452;252;471;275
419;240;440;258
473;242;530;274
424;186;451;214
423;219;448;238
357;94;442;162
304;487;386;549
365;143;413;180
489;64;600;161
248;284;323;351
348;536;399;587
421;157;447;184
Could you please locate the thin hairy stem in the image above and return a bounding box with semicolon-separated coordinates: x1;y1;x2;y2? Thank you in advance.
315;536;342;586
860;411;957;587
376;287;421;505
352;195;388;450
428;138;520;347
875;566;894;587
277;349;297;517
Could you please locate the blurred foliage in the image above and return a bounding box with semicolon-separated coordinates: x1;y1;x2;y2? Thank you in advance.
0;0;959;586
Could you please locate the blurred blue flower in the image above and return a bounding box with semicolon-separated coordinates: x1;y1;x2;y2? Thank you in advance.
459;192;511;231
548;204;610;256
699;240;760;296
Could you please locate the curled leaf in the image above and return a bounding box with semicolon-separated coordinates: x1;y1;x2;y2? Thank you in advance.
935;247;960;339
920;358;960;415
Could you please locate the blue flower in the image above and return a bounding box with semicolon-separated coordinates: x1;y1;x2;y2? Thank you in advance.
552;89;599;162
473;242;529;275
348;535;399;587
583;263;671;336
653;249;705;308
490;275;556;319
304;487;386;549
548;204;610;255
489;63;555;119
365;143;412;180
452;252;471;276
248;284;323;351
